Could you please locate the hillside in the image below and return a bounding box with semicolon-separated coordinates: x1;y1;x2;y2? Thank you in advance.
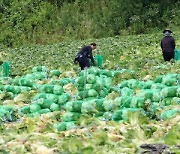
0;33;179;153
3;31;180;77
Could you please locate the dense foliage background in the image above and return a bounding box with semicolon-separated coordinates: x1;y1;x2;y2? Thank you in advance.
0;0;180;48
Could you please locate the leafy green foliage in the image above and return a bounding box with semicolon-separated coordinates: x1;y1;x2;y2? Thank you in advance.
0;0;180;48
164;124;180;145
3;31;180;77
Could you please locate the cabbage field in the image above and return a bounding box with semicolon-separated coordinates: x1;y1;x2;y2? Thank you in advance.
0;32;180;153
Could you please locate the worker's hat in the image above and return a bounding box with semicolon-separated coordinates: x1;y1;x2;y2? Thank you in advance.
163;29;172;33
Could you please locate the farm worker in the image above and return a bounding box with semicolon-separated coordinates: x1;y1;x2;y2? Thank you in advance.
161;29;176;61
74;43;96;70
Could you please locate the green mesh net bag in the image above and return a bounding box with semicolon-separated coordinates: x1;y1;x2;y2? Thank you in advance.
114;96;132;108
87;89;99;97
174;49;180;60
161;97;173;106
79;67;100;76
94;99;105;112
137;89;154;100
103;100;114;111
4;85;16;93
45;93;59;103
94;54;103;67
30;104;41;113
127;79;140;89
58;93;69;105
161;86;178;98
20;78;34;87
2;61;10;77
37;108;51;115
20;105;31;114
160;109;179;120
153;75;164;83
0;105;16;122
54;122;76;131
142;80;154;89
121;87;134;97
177;88;180;97
130;97;145;108
65;101;83;113
61;112;81;122
29;72;47;80
81;101;97;114
50;103;60;111
33;93;59;104
34;98;54;109
112;108;141;121
86;74;96;84
118;80;128;88
39;84;54;94
49;70;61;77
162;77;177;86
152;90;161;102
32;66;47;73
53;85;64;95
112;110;123;121
151;83;167;90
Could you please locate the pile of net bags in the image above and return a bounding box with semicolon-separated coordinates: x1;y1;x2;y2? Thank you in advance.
19;66;71;117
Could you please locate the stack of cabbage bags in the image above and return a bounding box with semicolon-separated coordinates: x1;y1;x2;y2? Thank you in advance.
75;67;112;100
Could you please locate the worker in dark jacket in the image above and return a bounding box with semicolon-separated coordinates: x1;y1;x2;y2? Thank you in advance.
74;43;96;70
161;29;176;61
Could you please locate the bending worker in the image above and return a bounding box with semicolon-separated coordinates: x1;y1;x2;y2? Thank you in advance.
161;29;176;61
74;43;96;70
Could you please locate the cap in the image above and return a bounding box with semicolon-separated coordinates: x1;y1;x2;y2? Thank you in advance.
163;29;172;33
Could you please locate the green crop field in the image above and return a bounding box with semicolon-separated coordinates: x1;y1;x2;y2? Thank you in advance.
0;32;179;153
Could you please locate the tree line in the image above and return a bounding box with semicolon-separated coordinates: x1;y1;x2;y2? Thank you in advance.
0;0;179;48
